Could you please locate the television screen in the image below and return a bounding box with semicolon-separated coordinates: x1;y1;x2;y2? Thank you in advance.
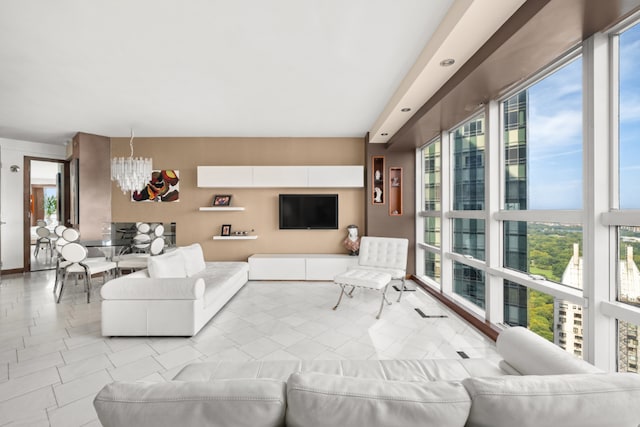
279;194;338;229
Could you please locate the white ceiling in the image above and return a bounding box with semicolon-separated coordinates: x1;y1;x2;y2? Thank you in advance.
0;0;523;145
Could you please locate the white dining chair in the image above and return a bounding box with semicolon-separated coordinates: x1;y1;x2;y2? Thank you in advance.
33;226;53;258
56;242;117;303
115;236;165;275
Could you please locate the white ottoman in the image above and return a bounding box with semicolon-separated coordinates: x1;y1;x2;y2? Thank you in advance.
333;269;393;319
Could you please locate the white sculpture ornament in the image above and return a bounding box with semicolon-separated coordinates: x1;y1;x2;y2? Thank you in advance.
374;187;383;203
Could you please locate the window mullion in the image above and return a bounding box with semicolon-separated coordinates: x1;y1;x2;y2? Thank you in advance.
583;32;616;371
441;130;453;295
485;100;504;324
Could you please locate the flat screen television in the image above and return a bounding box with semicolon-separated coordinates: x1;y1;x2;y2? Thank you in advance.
279;194;338;230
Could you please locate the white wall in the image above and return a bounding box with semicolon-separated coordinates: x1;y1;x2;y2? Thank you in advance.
1;138;66;270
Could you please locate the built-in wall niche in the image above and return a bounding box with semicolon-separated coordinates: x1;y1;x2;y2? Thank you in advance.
372;156;384;204
388;167;403;216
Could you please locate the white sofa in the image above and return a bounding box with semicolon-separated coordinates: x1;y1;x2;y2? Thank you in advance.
94;326;640;426
100;243;248;336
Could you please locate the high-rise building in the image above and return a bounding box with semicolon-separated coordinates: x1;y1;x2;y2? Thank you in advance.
502;91;529;327
448;93;529;325
556;244;639;370
452;117;487;308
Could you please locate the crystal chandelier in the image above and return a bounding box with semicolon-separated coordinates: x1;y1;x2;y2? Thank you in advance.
110;130;153;194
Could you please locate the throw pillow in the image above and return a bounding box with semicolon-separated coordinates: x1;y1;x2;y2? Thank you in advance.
181;243;206;276
147;250;187;278
286;372;471;427
463;373;640;427
94;379;286;427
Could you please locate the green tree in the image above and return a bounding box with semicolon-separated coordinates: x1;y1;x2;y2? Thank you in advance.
45;195;57;217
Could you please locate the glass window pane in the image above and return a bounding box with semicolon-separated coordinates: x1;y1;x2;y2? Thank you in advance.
423;139;441;211
520;287;585;359
504;280;528;327
453;219;485;260
453;261;485;309
618;226;640;308
619;22;640;209
453;116;485;211
504;221;583;289
424;251;441;283
502;58;582;210
618;319;639;373
424;217;441;247
553;298;585;359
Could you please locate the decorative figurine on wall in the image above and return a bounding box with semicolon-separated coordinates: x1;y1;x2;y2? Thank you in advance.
343;224;360;256
374;187;383;203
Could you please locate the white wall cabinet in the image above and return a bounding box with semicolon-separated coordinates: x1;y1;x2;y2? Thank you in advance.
248;254;359;280
307;166;363;188
252;166;308;187
197;166;253;188
197;166;363;188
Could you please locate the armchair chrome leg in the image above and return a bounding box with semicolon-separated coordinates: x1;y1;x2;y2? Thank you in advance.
333;285;346;311
376;284;390;319
347;285;355;298
397;277;406;302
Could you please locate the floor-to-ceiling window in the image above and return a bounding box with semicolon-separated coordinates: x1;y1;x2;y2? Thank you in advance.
451;115;487;309
421;139;442;284
501;57;585;356
416;13;640;371
609;19;640;373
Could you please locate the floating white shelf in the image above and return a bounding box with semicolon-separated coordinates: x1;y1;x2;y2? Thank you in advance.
213;235;258;240
199;207;245;211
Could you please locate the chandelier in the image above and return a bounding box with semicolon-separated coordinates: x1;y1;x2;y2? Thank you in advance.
110;130;153;194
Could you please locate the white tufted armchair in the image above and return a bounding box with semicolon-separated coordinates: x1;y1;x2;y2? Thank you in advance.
356;236;409;301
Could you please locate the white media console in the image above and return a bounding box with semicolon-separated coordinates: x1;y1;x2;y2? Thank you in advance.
248;254;359;281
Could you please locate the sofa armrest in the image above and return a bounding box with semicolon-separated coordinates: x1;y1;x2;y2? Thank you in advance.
496;326;603;375
101;277;205;300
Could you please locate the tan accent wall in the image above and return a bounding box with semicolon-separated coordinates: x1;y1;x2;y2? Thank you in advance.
111;137;365;262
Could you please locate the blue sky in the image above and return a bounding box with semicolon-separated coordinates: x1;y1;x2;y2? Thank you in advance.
528;58;583;209
619;23;640;209
525;22;640;210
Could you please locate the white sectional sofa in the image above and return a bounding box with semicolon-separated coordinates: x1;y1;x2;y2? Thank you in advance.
94;326;640;426
100;243;248;336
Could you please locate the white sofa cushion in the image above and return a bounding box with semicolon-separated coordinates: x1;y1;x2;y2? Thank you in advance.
174;359;507;382
94;379;286;427
101;277;205;300
147;250;187;278
497;326;602;375
181;243;206;277
286;372;471;427
463;373;640;427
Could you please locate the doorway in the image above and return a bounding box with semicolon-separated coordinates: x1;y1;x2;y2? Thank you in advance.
24;158;69;272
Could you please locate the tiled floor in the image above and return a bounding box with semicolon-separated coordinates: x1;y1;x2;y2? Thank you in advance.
0;270;498;426
30;244;57;272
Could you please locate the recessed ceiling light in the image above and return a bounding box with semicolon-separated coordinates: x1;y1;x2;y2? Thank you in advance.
440;58;455;67
400;108;411;112
381;133;388;136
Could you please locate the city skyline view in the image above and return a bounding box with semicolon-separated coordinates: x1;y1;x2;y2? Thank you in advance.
526;21;640;210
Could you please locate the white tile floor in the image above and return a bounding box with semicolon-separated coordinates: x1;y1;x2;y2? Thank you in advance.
0;270;499;426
